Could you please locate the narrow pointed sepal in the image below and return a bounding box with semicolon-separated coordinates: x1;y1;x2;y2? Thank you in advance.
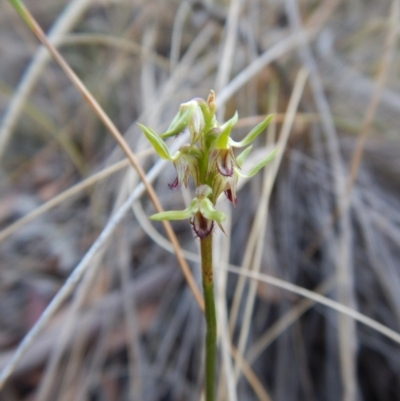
236;148;278;178
224;187;237;207
150;200;197;221
138;123;172;160
188;104;205;144
215;111;238;149
161;101;196;139
229;114;274;148
199;198;226;224
236;145;253;167
150;209;194;221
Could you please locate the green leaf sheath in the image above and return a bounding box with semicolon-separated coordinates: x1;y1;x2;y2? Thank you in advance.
200;234;216;401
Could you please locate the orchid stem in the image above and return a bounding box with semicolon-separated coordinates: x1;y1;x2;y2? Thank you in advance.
200;233;216;401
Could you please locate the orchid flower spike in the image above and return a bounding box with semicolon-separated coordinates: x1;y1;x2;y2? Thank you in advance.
138;90;276;237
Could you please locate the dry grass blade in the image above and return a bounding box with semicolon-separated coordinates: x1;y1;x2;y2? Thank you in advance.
169;1;191;71
230;345;272;401
0;152;172;389
218;0;344;106
0;0;92;159
286;1;357;398
234;68;308;381
2;0;400;399
58;33;170;70
95;203;400;347
246;277;337;365
215;0;241;95
214;211;237;401
225;266;400;345
346;0;399;191
0;150;150;243
7;0;203;308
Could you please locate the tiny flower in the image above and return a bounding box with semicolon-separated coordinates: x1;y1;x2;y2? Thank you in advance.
207;111;239;178
160;101;197;139
188;102;205;145
190;211;213;238
150;185;226;238
161;100;205;145
170;146;201;188
206;90;216;116
214;148;237;177
212;114;275;205
211;172;238;206
138;123;202;189
211;145;278;206
196;91;217;134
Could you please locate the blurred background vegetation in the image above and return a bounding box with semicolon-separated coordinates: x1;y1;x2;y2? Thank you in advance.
0;0;400;400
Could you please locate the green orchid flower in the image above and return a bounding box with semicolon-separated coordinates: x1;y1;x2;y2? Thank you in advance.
138;90;276;237
207;114;276;204
138;91;276;401
150;185;226;238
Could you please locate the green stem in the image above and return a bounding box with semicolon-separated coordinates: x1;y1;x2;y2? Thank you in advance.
200;234;216;401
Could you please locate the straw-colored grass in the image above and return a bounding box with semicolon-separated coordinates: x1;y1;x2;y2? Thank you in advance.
0;0;400;400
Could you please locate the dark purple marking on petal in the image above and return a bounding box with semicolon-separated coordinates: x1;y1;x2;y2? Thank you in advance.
224;189;237;207
168;176;179;189
216;150;233;177
190;212;214;238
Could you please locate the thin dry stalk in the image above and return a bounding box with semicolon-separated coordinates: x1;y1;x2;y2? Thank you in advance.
246;277;337;365
215;0;242;101
0;149;151;243
225;266;400;345
233;68;309;381
169;1;191;71
285;1;357;398
9;0;204;311
0;0;92;159
0;150;186;390
346;0;399;191
214;212;237;401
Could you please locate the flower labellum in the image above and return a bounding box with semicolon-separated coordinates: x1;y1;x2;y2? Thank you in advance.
215;148;236;177
191;211;214;238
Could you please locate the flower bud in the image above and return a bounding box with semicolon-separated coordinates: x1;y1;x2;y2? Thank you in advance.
161;101;196;139
188;102;205;145
207;90;216;116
